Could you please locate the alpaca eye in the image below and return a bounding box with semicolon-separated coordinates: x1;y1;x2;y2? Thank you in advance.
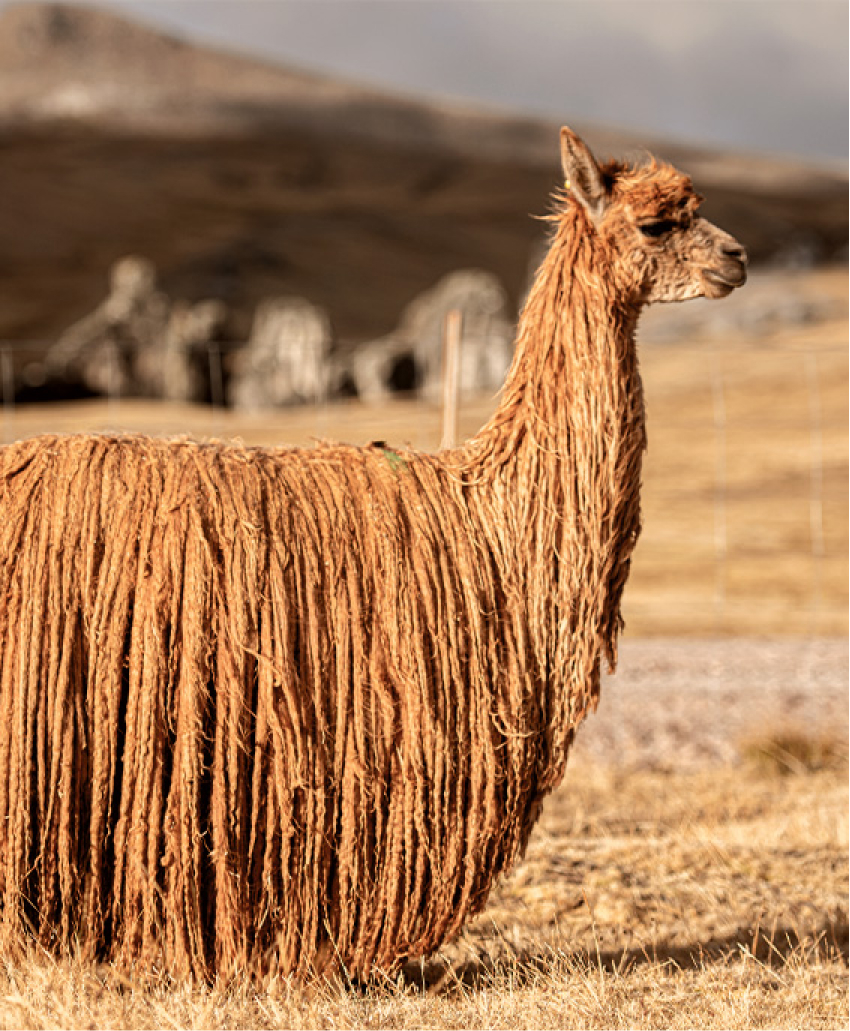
639;219;677;238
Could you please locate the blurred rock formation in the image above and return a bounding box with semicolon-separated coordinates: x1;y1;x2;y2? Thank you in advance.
135;298;228;402
341;269;514;402
229;297;331;410
45;255;169;396
43;256;228;402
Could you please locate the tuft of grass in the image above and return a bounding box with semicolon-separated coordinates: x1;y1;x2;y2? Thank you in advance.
740;728;849;776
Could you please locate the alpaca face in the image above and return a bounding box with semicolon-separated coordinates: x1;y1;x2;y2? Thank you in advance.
611;202;748;305
604;170;748;305
559;127;748;306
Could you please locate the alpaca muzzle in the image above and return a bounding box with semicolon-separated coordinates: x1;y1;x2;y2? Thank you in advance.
702;235;748;297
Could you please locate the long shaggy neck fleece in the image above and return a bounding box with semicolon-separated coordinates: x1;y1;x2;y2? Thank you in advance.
465;201;646;778
0;199;646;981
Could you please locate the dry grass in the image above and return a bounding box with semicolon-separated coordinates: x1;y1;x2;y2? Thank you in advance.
0;950;846;1030
739;728;849;777
0;756;844;1029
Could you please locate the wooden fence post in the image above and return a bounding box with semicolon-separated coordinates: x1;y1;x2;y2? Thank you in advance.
441;308;462;450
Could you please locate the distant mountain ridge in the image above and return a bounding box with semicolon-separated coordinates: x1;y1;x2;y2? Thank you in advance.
0;1;845;349
0;0;572;158
2;0;842;177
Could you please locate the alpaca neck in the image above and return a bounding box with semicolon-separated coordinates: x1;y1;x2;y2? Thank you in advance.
464;208;646;765
472;212;643;467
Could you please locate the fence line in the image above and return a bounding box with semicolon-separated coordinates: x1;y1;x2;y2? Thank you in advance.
710;356;727;617
806;351;825;620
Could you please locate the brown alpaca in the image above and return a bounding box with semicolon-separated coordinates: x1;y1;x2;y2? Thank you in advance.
0;128;746;981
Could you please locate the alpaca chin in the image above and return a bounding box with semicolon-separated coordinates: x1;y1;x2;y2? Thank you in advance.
701;266;747;299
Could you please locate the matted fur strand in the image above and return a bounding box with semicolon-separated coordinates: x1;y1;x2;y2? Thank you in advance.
0;129;745;980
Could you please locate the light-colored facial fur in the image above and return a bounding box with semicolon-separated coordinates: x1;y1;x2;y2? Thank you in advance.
560;127;747;307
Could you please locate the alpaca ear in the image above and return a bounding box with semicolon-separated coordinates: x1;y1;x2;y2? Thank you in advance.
560;127;607;219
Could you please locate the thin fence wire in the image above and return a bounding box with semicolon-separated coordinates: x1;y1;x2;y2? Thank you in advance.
106;348;120;430
0;347;14;446
806;351;825;618
208;344;225;438
710;355;727;619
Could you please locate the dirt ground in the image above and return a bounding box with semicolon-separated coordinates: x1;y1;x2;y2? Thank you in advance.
574;636;847;772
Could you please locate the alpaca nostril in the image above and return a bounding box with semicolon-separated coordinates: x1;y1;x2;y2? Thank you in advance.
723;241;747;265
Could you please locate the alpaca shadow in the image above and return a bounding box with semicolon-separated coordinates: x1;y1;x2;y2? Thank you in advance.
398;914;849;994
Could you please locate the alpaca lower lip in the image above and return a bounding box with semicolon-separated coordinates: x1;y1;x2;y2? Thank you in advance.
704;266;747;290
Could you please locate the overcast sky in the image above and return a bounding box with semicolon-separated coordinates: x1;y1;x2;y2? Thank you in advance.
24;0;850;161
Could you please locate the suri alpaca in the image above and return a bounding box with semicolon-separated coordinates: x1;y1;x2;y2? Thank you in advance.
0;128;746;981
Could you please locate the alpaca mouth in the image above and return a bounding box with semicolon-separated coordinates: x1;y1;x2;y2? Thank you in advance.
702;264;747;297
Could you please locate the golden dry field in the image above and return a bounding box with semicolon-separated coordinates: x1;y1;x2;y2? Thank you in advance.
0;267;846;1029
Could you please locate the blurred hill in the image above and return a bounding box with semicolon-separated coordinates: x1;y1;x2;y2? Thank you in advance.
0;1;846;346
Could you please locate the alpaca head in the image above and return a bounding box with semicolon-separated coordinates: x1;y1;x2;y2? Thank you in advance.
559;127;747;305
